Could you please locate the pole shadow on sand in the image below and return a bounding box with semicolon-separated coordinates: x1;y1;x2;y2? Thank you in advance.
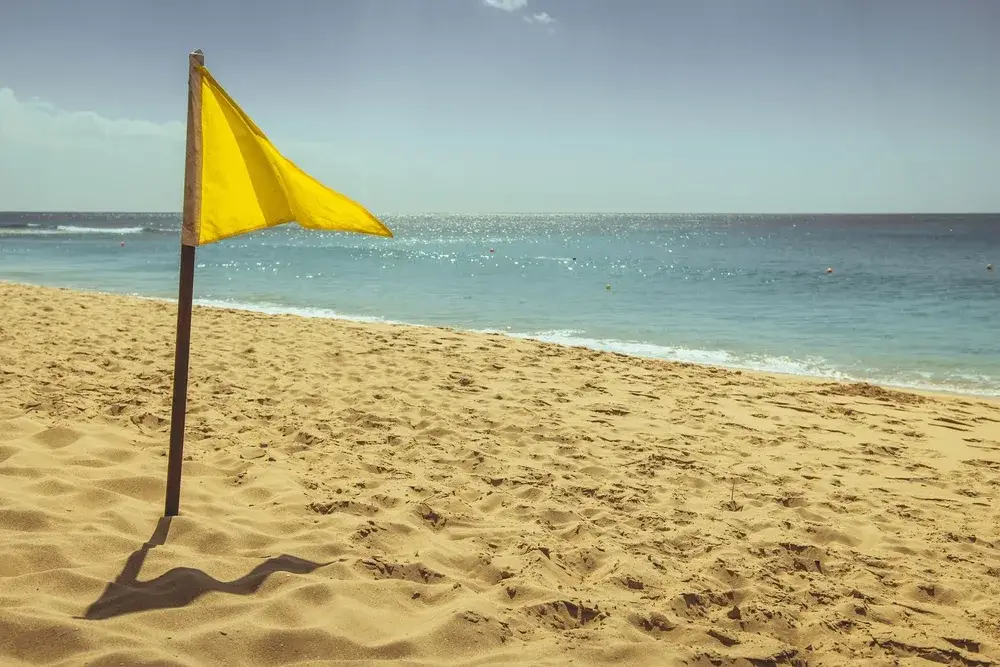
81;517;329;620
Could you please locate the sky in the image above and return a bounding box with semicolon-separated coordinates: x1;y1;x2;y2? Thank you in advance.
0;0;998;214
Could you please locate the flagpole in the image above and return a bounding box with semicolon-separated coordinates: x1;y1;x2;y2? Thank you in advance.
165;49;204;517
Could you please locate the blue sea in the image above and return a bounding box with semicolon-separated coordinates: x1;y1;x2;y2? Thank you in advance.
2;212;998;396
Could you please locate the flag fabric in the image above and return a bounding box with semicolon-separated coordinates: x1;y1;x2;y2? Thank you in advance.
183;65;392;246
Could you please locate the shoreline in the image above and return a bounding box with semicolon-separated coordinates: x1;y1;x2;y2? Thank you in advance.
2;279;999;665
4;279;997;402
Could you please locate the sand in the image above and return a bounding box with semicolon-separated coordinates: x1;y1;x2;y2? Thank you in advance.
1;281;999;666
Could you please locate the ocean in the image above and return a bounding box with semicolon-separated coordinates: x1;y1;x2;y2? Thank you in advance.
1;212;998;396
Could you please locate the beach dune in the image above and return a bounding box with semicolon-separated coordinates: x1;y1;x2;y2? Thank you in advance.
1;282;999;666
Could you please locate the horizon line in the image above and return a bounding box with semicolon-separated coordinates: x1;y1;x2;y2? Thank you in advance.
3;210;999;217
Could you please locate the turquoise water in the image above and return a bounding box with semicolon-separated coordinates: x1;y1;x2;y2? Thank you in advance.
2;212;998;396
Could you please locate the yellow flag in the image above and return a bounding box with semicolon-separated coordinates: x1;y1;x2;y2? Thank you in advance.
182;64;392;246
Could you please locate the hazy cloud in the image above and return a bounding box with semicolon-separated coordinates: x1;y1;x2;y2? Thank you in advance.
0;88;183;143
483;0;528;12
482;0;556;30
523;12;555;26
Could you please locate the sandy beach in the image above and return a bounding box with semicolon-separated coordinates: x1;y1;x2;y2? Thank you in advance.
1;280;999;666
